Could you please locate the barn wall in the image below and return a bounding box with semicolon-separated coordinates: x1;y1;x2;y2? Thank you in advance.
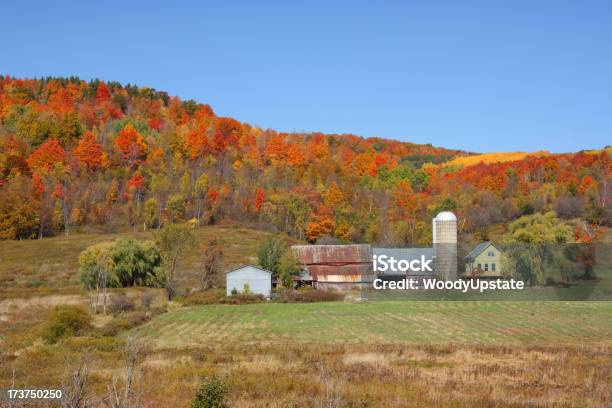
292;244;373;289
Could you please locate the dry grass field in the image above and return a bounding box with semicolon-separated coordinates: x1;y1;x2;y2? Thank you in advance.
441;151;550;169
1;227;611;407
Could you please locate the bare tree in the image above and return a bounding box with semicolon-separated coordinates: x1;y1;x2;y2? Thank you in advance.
200;238;224;289
62;355;91;408
6;365;17;408
106;339;147;408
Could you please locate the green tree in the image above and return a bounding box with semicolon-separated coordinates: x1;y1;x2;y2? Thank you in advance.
144;198;159;230
278;250;302;287
156;222;197;300
192;375;227;408
79;241;113;314
507;211;572;244
194;173;209;222
257;236;288;278
110;239;162;287
166;193;186;223
503;212;574;286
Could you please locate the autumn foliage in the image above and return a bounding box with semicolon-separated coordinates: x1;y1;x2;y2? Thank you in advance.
0;76;609;241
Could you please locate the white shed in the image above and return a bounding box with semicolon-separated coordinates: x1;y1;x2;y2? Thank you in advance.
226;265;272;298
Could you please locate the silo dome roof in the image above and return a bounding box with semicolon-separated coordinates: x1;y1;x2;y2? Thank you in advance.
435;211;457;221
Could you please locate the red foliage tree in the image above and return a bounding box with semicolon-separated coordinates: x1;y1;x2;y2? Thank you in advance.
253;188;266;213
27;138;66;171
95;82;111;104
73;131;104;170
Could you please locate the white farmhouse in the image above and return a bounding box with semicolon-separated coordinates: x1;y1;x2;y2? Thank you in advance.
226;265;272;298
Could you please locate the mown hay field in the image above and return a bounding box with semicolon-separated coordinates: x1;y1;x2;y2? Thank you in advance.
441;151;549;168
132;301;612;348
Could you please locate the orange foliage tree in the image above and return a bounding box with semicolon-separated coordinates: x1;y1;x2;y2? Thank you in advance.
114;124;147;166
27;138;66;171
73;131;105;170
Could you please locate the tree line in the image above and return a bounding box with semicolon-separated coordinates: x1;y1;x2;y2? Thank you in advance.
0;76;609;246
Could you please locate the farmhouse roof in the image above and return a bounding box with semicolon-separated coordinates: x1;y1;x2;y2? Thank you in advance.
464;242;498;260
225;264;273;275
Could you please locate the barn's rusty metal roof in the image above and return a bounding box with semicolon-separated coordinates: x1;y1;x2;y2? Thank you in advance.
291;244;372;280
292;244;371;264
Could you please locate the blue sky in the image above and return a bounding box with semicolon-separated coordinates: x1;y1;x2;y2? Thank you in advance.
1;1;610;153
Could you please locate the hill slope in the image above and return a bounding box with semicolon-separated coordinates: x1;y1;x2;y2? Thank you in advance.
0;76;610;245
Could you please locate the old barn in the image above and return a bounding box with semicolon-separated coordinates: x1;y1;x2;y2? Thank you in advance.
292;244;373;290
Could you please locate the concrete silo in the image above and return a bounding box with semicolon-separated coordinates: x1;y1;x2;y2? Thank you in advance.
433;211;458;280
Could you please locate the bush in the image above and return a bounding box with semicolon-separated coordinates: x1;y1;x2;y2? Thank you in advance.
100;311;151;336
42;305;92;344
274;287;344;303
192;375;227;408
109;293;135;315
140;291;155;309
177;289;225;306
220;293;266;305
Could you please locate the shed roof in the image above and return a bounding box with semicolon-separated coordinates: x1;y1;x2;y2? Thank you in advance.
225;264;273;276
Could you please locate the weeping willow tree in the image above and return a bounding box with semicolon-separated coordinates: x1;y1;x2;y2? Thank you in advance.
501;212;574;286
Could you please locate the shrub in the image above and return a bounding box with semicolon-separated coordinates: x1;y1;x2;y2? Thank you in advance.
274;287;344;303
100;312;151;336
220;293;265;305
141;291;154;309
192;375;227;408
42;305;92;344
177;289;225;306
109;293;135;315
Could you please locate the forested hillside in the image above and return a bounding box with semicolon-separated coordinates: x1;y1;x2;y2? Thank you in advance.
0;76;609;243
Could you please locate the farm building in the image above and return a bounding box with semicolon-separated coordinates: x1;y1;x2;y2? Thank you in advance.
463;242;503;278
291;244;373;290
292;211;460;290
432;211;458;280
226;265;272;297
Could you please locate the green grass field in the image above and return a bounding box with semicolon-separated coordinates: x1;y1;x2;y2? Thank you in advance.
132;300;612;348
0;225;283;299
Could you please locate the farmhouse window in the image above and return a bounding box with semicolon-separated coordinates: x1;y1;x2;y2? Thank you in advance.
492;263;496;272
484;264;489;271
488;251;494;256
477;263;482;270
